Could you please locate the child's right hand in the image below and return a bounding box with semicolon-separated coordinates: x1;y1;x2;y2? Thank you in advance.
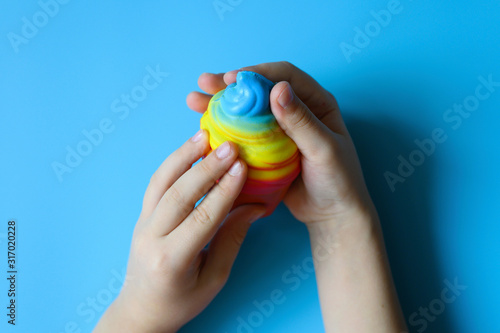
188;61;375;226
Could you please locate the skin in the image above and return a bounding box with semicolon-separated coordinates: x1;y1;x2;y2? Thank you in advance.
95;61;408;332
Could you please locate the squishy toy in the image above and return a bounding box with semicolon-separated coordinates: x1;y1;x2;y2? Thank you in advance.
200;71;301;216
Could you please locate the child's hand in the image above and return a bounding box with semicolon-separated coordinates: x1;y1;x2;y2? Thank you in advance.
187;61;374;225
188;62;407;332
94;133;265;332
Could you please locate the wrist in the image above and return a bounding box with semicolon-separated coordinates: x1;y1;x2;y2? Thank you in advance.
307;194;379;232
304;181;379;225
95;293;180;333
306;200;382;254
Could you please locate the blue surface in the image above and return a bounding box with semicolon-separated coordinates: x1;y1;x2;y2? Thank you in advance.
1;1;499;332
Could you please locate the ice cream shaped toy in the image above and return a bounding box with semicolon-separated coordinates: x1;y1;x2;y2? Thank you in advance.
200;71;301;216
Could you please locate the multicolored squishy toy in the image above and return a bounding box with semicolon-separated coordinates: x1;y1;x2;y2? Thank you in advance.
200;71;301;216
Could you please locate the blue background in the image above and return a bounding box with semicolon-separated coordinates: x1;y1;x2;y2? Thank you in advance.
1;0;499;332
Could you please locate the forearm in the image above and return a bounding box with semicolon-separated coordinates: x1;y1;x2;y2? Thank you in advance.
308;206;407;332
94;298;140;333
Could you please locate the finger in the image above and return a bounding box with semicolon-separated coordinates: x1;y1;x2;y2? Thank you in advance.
140;129;210;220
198;72;227;95
168;158;248;263
186;91;212;113
223;61;334;110
150;141;239;236
224;62;345;134
270;81;341;159
200;204;266;284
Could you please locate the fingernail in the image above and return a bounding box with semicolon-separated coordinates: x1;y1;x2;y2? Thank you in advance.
216;141;231;159
228;160;241;176
191;129;204;142
278;83;294;109
223;70;238;84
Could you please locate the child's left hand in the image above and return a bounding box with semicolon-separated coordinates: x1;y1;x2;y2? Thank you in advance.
94;130;265;332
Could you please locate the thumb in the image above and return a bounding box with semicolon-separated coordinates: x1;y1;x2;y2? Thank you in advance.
270;81;334;159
